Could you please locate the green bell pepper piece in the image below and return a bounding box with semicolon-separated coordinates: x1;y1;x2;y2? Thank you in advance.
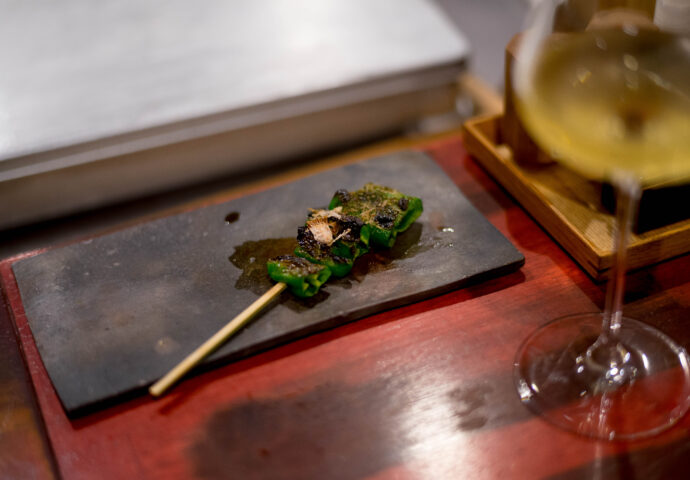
328;183;423;248
267;255;331;297
293;209;372;277
294;226;368;277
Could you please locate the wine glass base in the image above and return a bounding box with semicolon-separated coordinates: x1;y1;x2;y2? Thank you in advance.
515;313;690;440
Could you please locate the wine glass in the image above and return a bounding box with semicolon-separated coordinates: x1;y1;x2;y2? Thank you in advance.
512;0;690;440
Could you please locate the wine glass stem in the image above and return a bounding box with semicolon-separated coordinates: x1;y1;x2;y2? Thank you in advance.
601;177;641;343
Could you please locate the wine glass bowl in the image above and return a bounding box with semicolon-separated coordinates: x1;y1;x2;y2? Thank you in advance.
514;4;690;186
512;0;690;440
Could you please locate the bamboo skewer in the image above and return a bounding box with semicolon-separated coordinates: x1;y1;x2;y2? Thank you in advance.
149;281;287;397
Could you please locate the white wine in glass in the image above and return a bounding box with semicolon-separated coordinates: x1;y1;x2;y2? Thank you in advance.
513;0;690;440
518;29;690;184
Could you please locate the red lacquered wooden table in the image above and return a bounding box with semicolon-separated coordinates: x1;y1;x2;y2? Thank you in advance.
2;134;690;479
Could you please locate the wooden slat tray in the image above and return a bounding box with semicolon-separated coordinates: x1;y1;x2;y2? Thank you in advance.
463;114;690;281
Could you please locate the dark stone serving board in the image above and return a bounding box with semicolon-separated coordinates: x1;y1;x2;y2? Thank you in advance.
12;151;524;415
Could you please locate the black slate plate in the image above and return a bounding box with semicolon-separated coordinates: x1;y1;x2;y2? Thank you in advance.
12;151;524;415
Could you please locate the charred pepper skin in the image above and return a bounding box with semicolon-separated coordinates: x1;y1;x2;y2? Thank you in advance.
294;225;360;278
266;255;331;297
328;183;423;248
267;183;423;297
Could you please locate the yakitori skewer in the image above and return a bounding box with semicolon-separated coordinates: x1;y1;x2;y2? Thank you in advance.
149;183;422;397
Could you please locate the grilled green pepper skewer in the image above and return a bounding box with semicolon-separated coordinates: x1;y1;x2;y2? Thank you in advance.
268;183;423;297
149;184;422;396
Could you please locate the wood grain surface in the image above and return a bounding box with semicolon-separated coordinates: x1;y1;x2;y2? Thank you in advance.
2;135;690;479
0;272;58;480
